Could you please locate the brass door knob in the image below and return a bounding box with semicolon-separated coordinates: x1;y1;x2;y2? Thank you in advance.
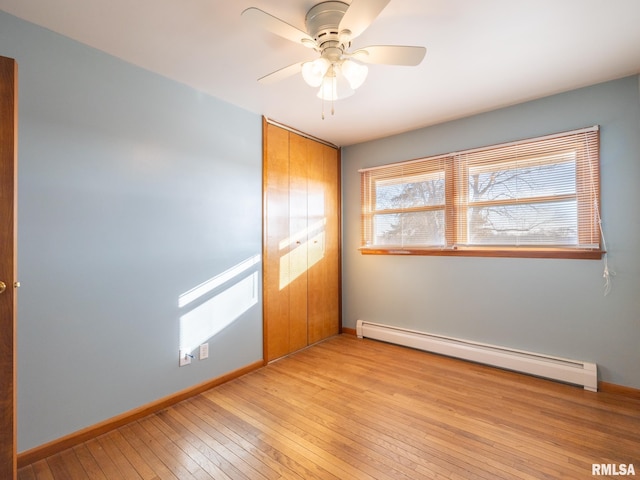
0;281;6;294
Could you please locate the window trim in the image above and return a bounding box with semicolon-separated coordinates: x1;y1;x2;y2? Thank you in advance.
359;126;603;260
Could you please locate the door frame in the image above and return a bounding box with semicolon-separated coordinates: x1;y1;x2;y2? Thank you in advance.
0;55;18;480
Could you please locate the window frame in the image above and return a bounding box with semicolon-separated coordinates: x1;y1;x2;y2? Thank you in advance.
359;126;603;260
366;161;448;248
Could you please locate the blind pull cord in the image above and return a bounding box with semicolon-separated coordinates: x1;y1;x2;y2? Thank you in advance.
597;204;614;296
586;136;614;296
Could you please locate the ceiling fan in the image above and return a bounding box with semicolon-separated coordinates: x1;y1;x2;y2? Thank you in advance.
242;0;426;115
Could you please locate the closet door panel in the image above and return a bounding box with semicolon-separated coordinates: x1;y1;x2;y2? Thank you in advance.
264;123;291;361
287;133;309;352
321;143;340;340
306;139;326;344
308;142;340;344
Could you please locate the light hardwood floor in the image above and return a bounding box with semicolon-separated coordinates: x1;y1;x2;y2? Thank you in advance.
18;334;640;479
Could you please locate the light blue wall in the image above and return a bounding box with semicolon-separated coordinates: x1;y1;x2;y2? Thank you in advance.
342;75;640;389
1;12;263;452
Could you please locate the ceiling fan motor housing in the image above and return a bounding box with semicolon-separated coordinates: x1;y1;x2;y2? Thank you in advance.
305;1;350;58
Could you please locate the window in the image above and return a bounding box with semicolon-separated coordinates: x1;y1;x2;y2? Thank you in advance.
360;126;602;259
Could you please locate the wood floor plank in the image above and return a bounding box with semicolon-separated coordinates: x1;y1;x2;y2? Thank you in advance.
44;453;75;480
147;412;234;479
161;404;276;480
58;448;90;480
185;395;309;480
71;444;106;480
15;465;35;480
118;423;181;480
131;419;203;480
96;433;143;479
174;401;282;480
26;460;54;480
202;389;349;480
84;438;123;479
106;430;157;480
17;335;640;480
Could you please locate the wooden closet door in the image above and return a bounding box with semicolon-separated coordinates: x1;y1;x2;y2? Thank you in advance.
263;120;339;361
307;142;340;344
287;132;309;353
263;122;291;361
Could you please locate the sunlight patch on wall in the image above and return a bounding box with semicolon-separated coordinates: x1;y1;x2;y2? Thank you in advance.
179;255;260;354
179;255;260;308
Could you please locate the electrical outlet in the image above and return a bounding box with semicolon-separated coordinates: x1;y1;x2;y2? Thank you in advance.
179;349;192;367
199;343;209;360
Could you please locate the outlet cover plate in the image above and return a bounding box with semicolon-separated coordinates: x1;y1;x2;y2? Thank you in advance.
199;343;209;360
179;349;192;367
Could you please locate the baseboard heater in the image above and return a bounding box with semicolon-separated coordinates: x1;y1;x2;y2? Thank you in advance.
356;320;597;392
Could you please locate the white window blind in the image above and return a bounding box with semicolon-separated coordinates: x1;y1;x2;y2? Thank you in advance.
360;126;601;258
361;155;450;248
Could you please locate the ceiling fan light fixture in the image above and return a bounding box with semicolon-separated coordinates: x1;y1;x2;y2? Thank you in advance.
317;69;354;101
341;59;368;90
302;57;330;87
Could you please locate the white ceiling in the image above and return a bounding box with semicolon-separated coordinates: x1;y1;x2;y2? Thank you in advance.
1;0;640;146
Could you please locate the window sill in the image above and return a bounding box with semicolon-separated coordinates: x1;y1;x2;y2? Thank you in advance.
359;247;604;260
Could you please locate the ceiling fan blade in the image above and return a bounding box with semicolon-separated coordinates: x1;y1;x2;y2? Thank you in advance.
242;7;315;47
352;45;427;66
338;0;390;39
258;62;304;84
